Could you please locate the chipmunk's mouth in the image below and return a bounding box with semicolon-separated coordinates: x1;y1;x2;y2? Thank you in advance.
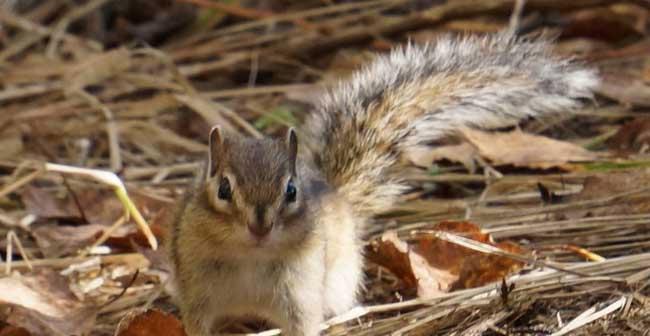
249;235;271;248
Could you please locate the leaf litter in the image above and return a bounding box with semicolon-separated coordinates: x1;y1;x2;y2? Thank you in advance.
1;0;650;335
367;221;525;299
0;270;96;336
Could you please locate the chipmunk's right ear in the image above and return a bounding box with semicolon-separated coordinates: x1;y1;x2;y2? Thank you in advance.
207;126;225;178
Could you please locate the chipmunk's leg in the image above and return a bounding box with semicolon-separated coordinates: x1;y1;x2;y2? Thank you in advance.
271;254;325;336
181;305;213;336
177;282;219;336
277;292;323;336
323;212;363;316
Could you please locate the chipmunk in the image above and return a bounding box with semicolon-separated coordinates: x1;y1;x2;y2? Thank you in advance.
166;32;598;335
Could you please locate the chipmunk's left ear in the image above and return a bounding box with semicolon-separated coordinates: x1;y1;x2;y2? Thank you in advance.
285;127;298;170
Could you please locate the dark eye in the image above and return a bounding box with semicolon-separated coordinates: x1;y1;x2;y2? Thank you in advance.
218;177;232;201
285;179;297;203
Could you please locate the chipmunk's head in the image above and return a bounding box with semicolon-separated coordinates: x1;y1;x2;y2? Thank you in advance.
202;126;314;255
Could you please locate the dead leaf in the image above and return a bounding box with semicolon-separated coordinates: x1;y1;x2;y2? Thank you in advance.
460;128;597;170
367;231;417;289
20;186;86;223
450;240;525;291
607;118;650;153
115;309;186;336
405;143;477;173
575;169;650;201
0;326;31;336
567;168;650;217
555;38;611;57
597;73;650;107
21;186;167;226
367;231;458;297
103;205;169;254
562;6;644;42
0;270;96;336
368;221;525;299
22;186;168;257
105;222;166;252
32;224;105;258
410;250;458;297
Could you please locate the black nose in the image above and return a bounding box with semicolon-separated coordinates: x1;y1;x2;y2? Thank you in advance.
248;222;272;238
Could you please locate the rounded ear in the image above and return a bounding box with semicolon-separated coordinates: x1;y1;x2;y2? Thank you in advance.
285;127;298;171
207;126;225;179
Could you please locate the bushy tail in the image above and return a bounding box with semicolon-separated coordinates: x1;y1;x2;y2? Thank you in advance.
304;31;598;216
